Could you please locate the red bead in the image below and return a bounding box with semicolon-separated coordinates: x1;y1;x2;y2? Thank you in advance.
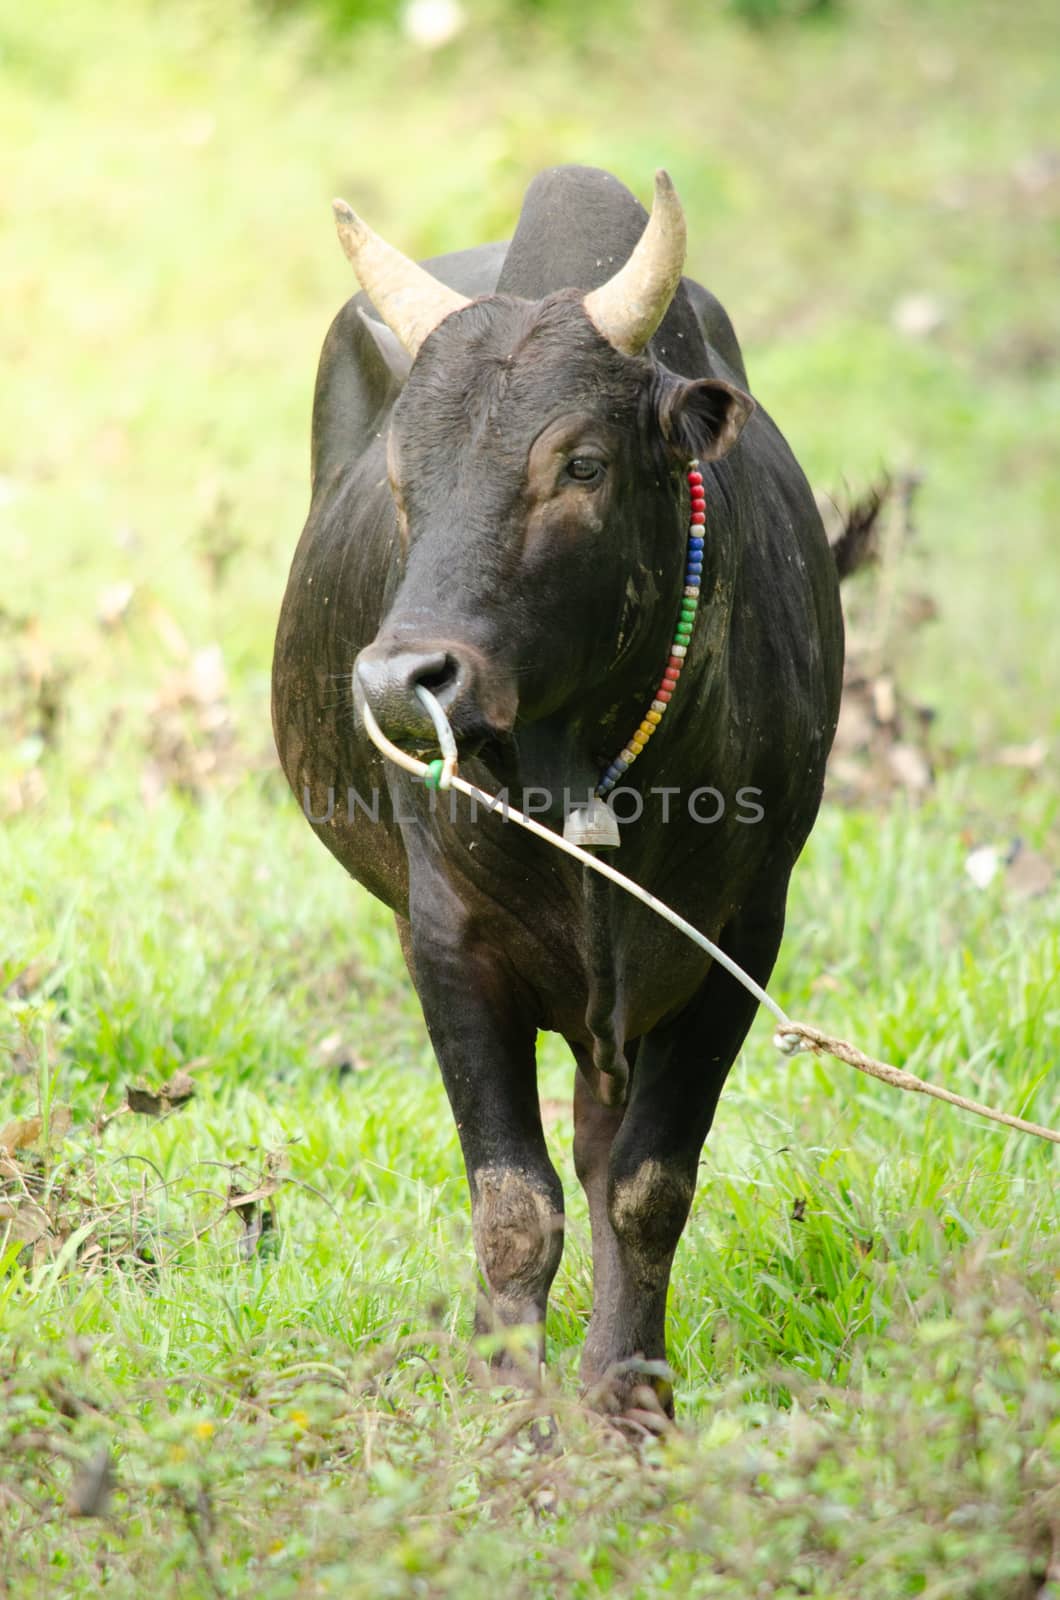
691;512;706;525
667;657;683;673
657;688;673;703
687;471;703;485
690;492;706;507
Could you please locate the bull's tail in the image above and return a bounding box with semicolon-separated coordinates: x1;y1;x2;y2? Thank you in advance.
827;476;891;581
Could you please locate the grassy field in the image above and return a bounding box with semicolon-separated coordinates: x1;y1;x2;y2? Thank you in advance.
1;0;1058;1594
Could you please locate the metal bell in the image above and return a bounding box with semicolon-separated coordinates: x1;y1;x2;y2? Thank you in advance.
563;798;621;851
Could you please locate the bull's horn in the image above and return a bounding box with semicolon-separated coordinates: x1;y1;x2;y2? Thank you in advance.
332;199;471;359
583;170;687;356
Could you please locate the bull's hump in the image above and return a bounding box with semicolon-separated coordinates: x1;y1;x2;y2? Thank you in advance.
497;166;649;300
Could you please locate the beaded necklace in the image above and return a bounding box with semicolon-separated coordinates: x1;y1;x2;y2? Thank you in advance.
595;461;704;800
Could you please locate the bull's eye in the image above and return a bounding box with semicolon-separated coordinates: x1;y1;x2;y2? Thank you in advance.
565;456;605;484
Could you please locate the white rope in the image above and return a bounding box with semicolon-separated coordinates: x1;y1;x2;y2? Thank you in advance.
357;688;1060;1146
391;691;788;1025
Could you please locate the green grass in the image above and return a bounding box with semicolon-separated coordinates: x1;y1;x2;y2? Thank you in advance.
1;0;1058;1594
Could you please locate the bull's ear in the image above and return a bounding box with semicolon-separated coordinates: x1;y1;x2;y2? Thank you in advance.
657;376;755;463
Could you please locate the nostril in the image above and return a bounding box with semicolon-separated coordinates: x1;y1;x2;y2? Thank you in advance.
411;652;460;699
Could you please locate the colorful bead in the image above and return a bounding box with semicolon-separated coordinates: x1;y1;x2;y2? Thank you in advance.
595;463;707;798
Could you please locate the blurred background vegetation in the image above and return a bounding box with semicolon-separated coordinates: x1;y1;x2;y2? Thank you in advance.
2;0;1057;782
1;2;1058;1594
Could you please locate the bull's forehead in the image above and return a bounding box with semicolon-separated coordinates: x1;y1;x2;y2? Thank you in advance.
391;293;646;470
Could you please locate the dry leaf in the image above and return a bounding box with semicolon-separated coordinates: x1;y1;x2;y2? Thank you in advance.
0;1105;72;1154
872;676;897;725
996;737;1048;771
126;1074;195;1117
126;1087;165;1116
886;742;932;795
160;1069;196;1105
227;1150;289;1260
3;961;54;999
0;1198;52;1245
1005;844;1054;900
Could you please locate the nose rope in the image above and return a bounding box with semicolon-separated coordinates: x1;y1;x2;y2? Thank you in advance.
415;683;459;790
359;688;1060;1146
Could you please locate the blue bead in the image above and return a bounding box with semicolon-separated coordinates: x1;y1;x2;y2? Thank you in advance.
614;758;629;774
688;536;705;551
687;556;703;568
686;565;703;579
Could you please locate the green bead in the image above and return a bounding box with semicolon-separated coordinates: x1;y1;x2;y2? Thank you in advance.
424;759;445;790
680;602;697;617
675;624;693;639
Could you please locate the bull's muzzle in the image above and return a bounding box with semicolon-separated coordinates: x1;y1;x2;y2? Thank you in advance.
354;640;515;751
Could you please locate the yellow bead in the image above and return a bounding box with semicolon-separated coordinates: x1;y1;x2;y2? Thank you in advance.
647;710;662;725
630;739;644;754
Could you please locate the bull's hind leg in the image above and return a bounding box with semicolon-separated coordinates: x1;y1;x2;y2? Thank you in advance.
406;868;564;1378
575;897;787;1417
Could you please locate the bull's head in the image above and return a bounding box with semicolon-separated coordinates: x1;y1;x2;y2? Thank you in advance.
342;173;753;778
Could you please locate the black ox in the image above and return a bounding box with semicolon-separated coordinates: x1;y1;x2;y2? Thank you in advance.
273;165;843;1418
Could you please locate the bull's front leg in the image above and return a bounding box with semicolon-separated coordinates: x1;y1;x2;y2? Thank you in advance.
575;897;787;1416
404;865;564;1377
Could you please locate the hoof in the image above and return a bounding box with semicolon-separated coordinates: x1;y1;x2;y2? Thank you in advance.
584;1357;676;1436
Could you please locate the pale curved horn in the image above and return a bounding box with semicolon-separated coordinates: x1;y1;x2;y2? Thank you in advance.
583;171;687;356
332;199;471;359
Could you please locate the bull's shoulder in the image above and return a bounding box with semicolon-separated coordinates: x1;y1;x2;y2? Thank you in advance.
310;241;509;495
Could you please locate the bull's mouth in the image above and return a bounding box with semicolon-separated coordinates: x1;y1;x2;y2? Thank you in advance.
390;723;509;767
